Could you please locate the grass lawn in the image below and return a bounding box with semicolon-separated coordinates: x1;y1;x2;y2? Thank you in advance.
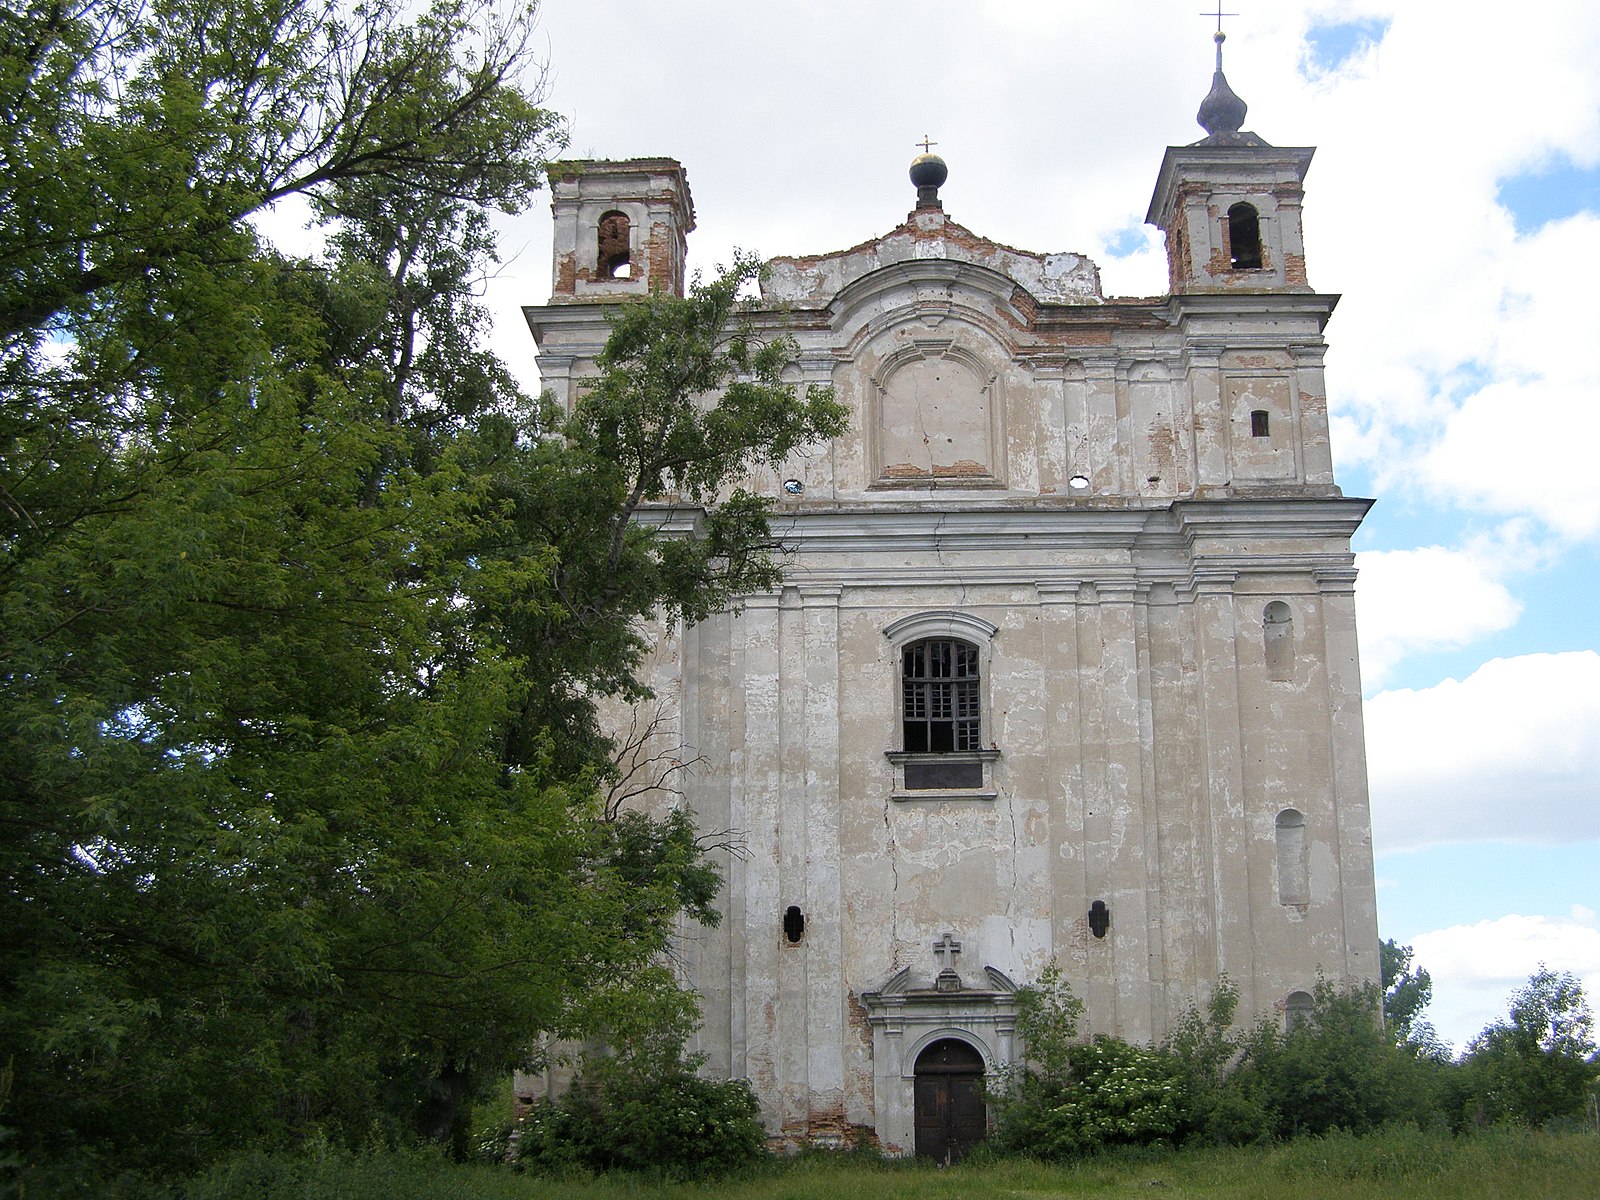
154;1126;1599;1200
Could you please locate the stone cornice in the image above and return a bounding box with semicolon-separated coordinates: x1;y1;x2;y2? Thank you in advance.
1162;291;1340;329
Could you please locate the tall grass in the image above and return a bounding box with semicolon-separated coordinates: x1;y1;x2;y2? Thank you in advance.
75;1126;1600;1200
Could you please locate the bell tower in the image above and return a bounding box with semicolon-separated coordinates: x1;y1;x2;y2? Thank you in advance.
1146;32;1315;294
1143;30;1338;494
547;158;695;302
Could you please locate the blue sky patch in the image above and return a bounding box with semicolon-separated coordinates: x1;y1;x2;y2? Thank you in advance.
1497;159;1600;233
1376;839;1600;940
1102;224;1148;259
1303;18;1391;75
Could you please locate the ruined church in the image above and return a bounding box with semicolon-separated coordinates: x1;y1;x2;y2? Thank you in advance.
521;38;1380;1160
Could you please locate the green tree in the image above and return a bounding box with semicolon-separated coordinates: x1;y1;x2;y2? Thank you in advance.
1381;938;1449;1058
484;252;845;780
0;0;561;342
0;0;844;1179
1460;967;1598;1128
1227;977;1445;1138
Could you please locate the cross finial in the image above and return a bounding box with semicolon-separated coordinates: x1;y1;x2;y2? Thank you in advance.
917;135;938;155
1201;3;1238;35
932;932;962;969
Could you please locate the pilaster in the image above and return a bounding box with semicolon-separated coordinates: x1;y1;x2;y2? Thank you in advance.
735;594;781;1092
1191;570;1255;1008
801;587;847;1129
1037;583;1087;980
1316;568;1379;984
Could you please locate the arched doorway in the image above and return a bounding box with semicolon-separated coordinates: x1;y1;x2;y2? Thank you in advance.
913;1038;987;1163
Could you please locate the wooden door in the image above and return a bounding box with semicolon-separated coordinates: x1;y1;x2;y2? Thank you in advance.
913;1038;986;1163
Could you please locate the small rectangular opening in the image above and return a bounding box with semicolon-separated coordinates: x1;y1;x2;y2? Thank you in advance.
904;760;983;790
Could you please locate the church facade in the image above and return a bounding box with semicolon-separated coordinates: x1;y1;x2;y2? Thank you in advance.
522;52;1380;1159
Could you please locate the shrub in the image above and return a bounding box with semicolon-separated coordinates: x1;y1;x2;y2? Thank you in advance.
1161;978;1273;1145
513;1036;766;1179
1227;976;1446;1138
990;965;1182;1159
992;1035;1184;1159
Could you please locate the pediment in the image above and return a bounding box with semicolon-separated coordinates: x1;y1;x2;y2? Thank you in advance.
762;211;1102;310
863;964;1020;1002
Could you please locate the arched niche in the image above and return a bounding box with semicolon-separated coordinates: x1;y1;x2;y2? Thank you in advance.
868;337;1004;488
1264;600;1294;681
1276;808;1310;907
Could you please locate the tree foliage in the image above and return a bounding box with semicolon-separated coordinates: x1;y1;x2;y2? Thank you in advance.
493;255;845;777
0;0;560;341
0;0;844;1179
1225;977;1443;1139
1380;937;1447;1057
992;968;1453;1160
1458;966;1598;1128
990;955;1600;1162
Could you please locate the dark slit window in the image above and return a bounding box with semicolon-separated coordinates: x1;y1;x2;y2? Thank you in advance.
903;639;980;753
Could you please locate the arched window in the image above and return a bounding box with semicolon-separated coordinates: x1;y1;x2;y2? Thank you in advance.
1228;202;1263;270
1285;990;1314;1031
597;210;631;279
1264;601;1293;682
902;638;980;753
1276;808;1309;906
884;612;997;797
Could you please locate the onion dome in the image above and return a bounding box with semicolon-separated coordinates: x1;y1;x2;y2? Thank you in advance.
1197;31;1248;138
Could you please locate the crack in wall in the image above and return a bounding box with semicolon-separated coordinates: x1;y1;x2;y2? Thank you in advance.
1006;786;1020;933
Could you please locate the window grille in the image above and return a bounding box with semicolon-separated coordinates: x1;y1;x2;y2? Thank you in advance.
902;639;980;753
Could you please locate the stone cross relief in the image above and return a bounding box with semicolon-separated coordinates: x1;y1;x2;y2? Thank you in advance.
933;932;962;970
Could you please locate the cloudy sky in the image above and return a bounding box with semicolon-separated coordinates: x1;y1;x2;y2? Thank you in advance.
479;0;1600;1052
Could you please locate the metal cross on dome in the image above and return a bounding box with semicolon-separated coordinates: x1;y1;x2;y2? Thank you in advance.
1201;3;1239;34
917;135;938;154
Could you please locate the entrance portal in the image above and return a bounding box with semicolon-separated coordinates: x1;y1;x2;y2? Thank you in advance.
912;1038;987;1163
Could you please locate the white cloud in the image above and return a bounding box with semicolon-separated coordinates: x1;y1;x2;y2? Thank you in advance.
1416;215;1600;539
1268;6;1600;541
1365;651;1600;852
1355;543;1522;688
1411;912;1600;1054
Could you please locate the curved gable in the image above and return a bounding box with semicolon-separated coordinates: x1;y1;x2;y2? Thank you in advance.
762;211;1103;308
